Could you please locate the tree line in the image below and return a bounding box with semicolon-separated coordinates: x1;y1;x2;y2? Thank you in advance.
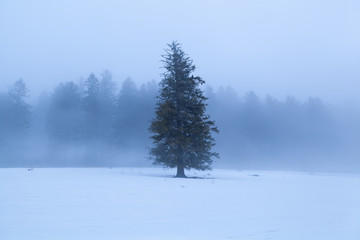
206;87;340;169
0;73;347;169
44;71;157;147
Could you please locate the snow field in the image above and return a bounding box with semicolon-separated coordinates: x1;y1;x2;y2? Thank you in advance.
0;168;359;240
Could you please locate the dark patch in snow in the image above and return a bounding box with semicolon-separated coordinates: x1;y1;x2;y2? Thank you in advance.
249;174;260;177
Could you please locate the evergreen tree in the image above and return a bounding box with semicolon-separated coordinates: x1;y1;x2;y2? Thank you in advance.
98;70;117;143
83;73;101;141
149;42;219;178
0;79;32;164
7;79;32;135
46;81;82;142
114;78;139;146
0;91;12;146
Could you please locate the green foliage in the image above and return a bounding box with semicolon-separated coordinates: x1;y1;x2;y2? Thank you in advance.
149;42;219;176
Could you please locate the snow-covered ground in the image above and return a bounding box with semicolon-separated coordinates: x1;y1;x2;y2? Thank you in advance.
1;168;359;240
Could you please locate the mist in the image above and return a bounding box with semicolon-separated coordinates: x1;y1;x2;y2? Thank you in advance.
0;74;359;173
1;1;360;104
1;0;360;173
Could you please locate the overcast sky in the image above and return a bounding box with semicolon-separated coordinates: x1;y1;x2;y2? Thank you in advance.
1;0;359;104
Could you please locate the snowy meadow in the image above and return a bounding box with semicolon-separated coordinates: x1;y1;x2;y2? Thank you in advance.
1;168;359;240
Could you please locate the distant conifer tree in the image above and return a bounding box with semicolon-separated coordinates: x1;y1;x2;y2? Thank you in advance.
8;79;32;134
83;73;101;141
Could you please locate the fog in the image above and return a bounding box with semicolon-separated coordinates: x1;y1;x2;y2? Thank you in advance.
1;1;360;172
0;75;360;173
1;0;360;104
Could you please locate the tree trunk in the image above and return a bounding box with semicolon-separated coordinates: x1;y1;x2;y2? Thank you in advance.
176;164;186;178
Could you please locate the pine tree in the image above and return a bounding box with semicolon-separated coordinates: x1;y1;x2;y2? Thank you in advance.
83;73;101;141
149;41;219;178
47;81;82;142
7;79;32;135
98;70;117;143
114;78;139;147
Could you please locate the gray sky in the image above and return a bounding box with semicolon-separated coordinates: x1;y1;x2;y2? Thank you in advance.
1;0;359;104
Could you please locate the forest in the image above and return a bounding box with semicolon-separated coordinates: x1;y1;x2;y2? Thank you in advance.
1;72;359;172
